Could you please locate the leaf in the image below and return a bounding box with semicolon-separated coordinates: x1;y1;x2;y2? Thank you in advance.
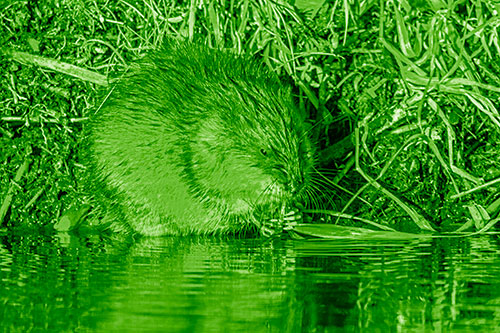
294;0;326;19
288;224;432;240
54;204;91;232
466;204;490;230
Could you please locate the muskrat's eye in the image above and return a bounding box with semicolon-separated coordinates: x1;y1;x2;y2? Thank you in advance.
260;148;267;156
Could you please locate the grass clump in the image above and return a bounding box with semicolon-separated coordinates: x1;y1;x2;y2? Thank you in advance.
1;0;499;235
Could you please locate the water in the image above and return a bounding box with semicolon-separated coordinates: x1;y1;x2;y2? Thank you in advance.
1;231;500;332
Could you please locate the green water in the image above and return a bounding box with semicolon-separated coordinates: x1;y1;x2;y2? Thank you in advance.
1;231;500;332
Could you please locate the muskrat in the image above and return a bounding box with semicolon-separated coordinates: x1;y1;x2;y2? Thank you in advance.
85;41;315;236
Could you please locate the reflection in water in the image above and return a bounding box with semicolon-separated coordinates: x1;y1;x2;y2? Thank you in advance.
0;231;500;332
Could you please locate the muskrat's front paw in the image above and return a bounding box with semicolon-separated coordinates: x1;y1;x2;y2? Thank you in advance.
260;210;302;237
282;210;303;231
260;220;281;237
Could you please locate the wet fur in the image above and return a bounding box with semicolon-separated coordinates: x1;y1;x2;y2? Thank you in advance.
85;41;315;236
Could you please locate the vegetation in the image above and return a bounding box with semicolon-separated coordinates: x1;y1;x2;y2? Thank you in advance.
1;0;499;235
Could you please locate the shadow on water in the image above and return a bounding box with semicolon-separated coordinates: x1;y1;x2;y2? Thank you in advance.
1;229;500;332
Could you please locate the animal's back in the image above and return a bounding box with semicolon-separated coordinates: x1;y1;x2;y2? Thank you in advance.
85;41;315;236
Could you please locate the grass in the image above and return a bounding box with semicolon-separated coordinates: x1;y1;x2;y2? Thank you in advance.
1;0;499;235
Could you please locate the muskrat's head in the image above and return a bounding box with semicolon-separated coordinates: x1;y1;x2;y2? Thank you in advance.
185;63;316;221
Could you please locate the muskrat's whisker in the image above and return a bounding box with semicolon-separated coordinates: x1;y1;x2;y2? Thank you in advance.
308;188;321;212
312;166;363;198
255;179;283;210
254;185;272;209
310;181;337;201
303;188;314;210
304;173;339;212
308;189;318;208
315;169;338;175
313;189;326;212
298;187;311;208
312;169;338;182
298;115;323;144
314;176;342;201
309;177;331;192
306;187;321;212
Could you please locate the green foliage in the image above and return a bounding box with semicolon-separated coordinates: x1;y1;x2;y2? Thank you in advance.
1;0;499;234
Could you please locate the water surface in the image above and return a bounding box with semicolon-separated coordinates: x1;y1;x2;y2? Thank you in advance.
1;231;500;332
